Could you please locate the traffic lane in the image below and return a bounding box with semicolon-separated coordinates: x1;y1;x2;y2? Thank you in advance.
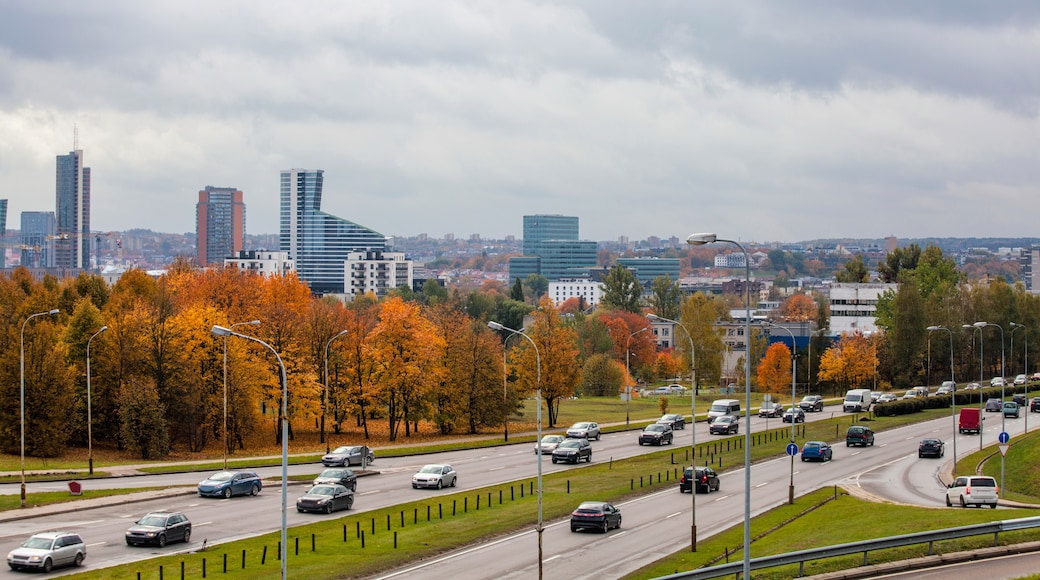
870;550;1040;579
371;416;975;580
854;406;1034;509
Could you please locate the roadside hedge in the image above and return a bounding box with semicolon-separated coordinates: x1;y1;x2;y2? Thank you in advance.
874;385;1032;417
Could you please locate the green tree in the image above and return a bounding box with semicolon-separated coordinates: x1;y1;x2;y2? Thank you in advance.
679;292;728;392
118;377;170;460
577;353;624;397
523;274;549;302
422;279;449;304
835;255;870;283
878;244;922;283
600;265;642;313
510;277;525;301
648;274;681;321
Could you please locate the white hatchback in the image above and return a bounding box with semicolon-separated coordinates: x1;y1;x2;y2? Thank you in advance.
946;475;998;508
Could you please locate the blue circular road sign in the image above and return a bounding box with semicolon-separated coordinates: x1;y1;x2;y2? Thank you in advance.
999;431;1010;444
786;443;799;456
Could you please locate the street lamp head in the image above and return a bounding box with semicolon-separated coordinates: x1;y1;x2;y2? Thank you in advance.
926;326;941;331
335;329;349;338
962;324;974;330
211;325;232;337
1010;321;1023;329
973;321;988;328
686;233;718;246
487;321;505;331
47;309;59;315
646;313;661;321
97;325;108;333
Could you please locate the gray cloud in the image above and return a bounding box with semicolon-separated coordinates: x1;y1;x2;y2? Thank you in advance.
0;1;1038;243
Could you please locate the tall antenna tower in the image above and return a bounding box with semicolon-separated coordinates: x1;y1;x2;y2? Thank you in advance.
74;124;79;150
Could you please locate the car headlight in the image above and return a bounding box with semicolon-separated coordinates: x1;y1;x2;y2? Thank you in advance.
29;556;41;562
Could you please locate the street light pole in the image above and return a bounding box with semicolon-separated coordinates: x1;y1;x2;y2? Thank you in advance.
687;232;752;580
647;313;696;550
211;325;289;580
1011;322;1026;433
927;326;956;473
963;324;984;452
20;308;59;508
502;331;523;442
488;321;542;579
766;322;797;504
323;330;349;454
86;325;108;475
975;321;1006;498
625;327;649;426
224;320;261;470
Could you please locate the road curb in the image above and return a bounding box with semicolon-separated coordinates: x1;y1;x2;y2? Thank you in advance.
803;539;1040;579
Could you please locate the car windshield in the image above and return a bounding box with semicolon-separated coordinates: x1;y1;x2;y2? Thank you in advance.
137;515;169;527
541;436;563;443
801;396;815;402
308;486;337;496
805;442;822;449
207;471;234;482
786;408;798;413
419;465;444;474
571;423;590;429
576;502;603;512
319;469;347;478
644;425;665;432
21;537;54;549
559;440;581;448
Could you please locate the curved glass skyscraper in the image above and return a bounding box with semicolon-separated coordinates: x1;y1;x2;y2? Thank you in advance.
279;169;386;294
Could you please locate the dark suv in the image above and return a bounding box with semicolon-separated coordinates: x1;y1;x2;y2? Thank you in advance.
679;466;720;494
799;395;824;412
846;425;875;447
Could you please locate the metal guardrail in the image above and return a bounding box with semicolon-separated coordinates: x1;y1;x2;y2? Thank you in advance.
656;515;1040;579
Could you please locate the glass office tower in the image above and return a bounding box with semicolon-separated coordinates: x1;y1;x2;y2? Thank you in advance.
279;169;386;294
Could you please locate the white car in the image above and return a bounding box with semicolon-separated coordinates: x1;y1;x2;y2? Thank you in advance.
535;435;565;454
991;377;1006;387
946;475;998;508
412;465;457;489
1014;374;1027;385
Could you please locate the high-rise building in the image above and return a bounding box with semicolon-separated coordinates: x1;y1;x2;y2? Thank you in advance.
0;199;6;268
55;149;90;270
508;214;596;282
279;169;386;294
196;186;246;265
20;211;57;268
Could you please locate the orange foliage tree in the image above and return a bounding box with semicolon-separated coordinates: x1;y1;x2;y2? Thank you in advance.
778;294;817;322
509;298;580;427
756;342;792;395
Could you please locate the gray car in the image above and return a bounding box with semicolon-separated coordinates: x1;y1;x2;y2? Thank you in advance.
313;468;358;491
566;422;601;440
7;531;86;572
321;445;374;467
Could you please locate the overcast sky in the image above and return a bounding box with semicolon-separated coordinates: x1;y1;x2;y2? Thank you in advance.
2;1;1039;243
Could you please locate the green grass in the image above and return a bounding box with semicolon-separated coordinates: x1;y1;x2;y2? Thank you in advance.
0;487;171;511
625;489;1040;579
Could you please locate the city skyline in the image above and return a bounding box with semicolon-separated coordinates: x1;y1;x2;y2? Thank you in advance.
2;3;1040;242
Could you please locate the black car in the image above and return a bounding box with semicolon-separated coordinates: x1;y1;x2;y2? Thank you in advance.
552;438;592;464
125;512;191;547
984;398;1003;412
296;484;355;514
313;468;357;491
1012;393;1027;408
321;445;374;467
846;425;875;447
799;395;824;412
638;424;673;446
679;466;720;494
709;415;739;435
919;438;945;458
782;408;805;423
1031;397;1040;413
569;501;622;533
657;414;686;430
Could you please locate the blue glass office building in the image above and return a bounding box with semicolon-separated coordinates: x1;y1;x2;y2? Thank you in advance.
55;150;90;269
279;169;386;294
509;214;597;282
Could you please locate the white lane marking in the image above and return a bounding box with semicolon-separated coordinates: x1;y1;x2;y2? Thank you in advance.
87;542;106;547
488;467;506;471
850;451;861;456
755;482;770;488
359;490;381;496
195;521;213;527
545;555;562;563
611;531;628;539
714;495;731;502
665;511;682;519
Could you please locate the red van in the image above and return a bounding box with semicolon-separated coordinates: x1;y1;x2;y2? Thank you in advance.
958;408;981;434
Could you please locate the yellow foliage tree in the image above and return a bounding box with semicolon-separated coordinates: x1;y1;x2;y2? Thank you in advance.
818;332;876;391
509;298;580;428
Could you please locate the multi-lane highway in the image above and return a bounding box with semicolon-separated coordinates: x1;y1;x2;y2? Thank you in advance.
0;402;1030;577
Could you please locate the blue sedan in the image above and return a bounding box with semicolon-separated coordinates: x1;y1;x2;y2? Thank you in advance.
800;441;833;462
197;471;263;498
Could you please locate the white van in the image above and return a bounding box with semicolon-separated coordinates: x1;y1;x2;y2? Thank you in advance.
708;399;741;419
843;389;872;413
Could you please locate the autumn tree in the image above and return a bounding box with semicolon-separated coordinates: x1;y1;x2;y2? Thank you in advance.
818;332;876;391
756;343;792;395
678;292;728;392
778;293;816;322
429;305;505;434
507;298;580;427
600;265;643;313
118;377;170;459
367;297;446;441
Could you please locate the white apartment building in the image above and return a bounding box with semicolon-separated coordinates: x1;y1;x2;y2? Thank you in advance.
828;283;897;335
224;250;295;277
343;251;413;301
548;277;604;306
